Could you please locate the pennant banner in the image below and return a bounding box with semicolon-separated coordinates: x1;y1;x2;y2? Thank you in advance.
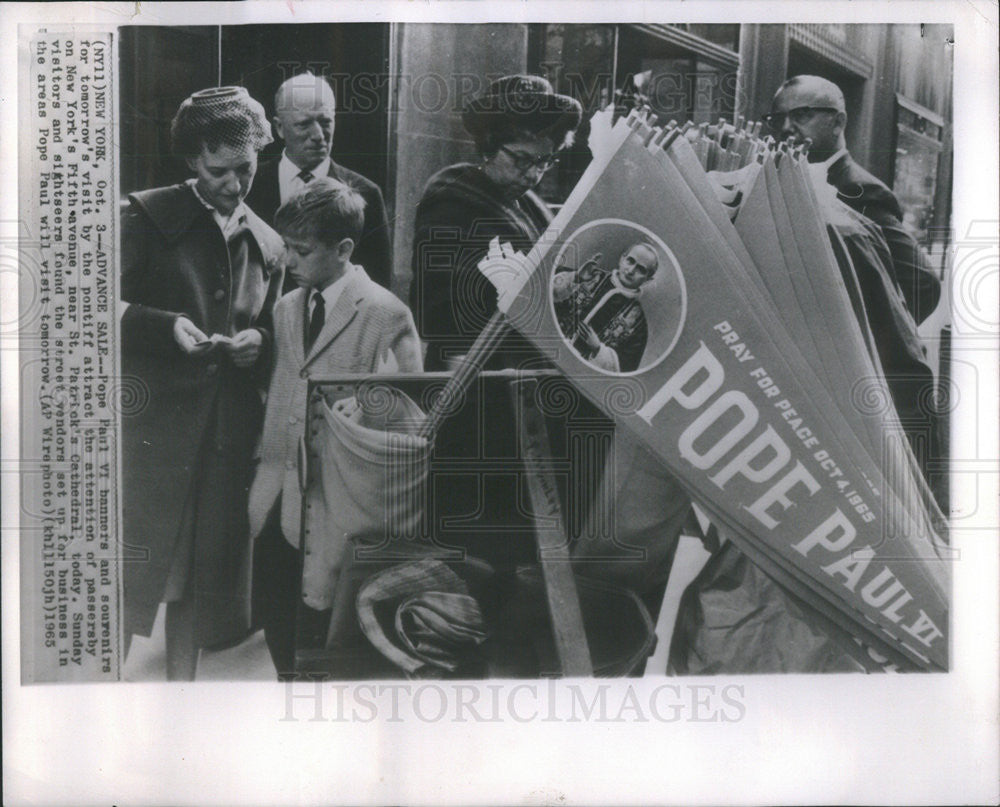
481;116;949;670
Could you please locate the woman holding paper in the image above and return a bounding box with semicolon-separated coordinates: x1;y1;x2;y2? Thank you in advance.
120;87;284;680
409;75;582;371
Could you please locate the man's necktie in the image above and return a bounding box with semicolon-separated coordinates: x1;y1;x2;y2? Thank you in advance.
298;169;315;185
306;290;325;352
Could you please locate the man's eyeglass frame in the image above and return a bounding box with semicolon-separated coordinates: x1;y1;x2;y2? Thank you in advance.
762;106;842;130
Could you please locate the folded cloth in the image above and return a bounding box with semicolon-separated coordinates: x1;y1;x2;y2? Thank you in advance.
357;559;489;676
668;542;876;674
306;389;431;611
396;591;489;667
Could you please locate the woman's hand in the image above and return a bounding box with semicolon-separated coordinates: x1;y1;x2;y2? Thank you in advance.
587;102;616;163
173;316;212;355
225;328;263;367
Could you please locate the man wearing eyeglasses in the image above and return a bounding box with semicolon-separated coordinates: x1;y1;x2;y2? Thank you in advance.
767;75;941;325
768;74;945;509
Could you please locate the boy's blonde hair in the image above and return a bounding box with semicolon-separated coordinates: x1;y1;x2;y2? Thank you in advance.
274;176;366;247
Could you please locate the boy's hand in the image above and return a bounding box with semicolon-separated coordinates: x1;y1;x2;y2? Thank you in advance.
173;316;212;355
225;329;263;367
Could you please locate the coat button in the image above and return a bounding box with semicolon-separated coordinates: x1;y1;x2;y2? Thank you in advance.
214;289;226;301
289;415;298;425
286;460;295;469
206;363;218;375
299;370;309;379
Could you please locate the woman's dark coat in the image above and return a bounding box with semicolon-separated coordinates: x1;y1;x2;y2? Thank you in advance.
409;163;552;371
120;183;284;644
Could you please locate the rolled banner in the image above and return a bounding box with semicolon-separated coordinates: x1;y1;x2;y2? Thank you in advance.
479;114;948;670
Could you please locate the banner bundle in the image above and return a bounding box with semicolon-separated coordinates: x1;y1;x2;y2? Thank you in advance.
479;111;950;671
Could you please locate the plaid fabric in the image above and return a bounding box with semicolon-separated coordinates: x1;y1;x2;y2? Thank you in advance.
357;560;487;675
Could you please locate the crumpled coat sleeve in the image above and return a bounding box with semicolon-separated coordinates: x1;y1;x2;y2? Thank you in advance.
859;203;941;325
120;204;187;358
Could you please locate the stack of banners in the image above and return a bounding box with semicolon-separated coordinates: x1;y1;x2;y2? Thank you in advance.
478;111;950;671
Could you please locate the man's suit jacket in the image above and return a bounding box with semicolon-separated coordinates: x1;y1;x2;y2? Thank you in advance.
246;158;393;291
827;152;941;324
247;267;422;552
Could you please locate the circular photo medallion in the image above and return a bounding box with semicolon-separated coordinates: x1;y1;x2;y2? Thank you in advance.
550;219;686;375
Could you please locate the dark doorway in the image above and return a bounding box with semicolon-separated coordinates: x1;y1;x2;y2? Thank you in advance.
119;26;220;195
119;24;391;198
221;24;391;195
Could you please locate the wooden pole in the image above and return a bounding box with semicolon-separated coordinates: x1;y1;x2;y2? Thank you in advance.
512;376;593;677
417;309;509;441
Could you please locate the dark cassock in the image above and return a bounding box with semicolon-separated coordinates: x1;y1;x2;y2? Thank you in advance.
827;150;941;325
554;268;649;373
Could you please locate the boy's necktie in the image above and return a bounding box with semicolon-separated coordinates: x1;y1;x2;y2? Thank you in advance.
298;169;315;184
306;290;325;352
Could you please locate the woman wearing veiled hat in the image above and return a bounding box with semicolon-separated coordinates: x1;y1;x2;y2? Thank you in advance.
409;75;582;371
121;87;284;679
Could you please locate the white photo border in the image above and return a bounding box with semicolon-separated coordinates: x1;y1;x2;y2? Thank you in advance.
2;2;997;805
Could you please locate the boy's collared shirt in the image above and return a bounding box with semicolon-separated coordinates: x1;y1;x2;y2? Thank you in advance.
278;152;332;204
308;264;356;322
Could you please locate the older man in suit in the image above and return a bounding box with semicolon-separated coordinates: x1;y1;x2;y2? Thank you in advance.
767;74;941;325
245;72;393;291
766;74;946;508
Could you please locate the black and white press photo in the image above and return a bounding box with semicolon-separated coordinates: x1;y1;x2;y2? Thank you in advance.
2;3;997;806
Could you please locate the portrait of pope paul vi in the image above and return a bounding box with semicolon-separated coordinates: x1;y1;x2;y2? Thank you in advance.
553;240;661;373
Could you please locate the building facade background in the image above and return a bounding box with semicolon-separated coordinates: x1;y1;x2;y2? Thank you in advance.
119;22;954;299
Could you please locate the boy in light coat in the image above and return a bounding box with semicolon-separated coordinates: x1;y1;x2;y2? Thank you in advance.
248;177;422;678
